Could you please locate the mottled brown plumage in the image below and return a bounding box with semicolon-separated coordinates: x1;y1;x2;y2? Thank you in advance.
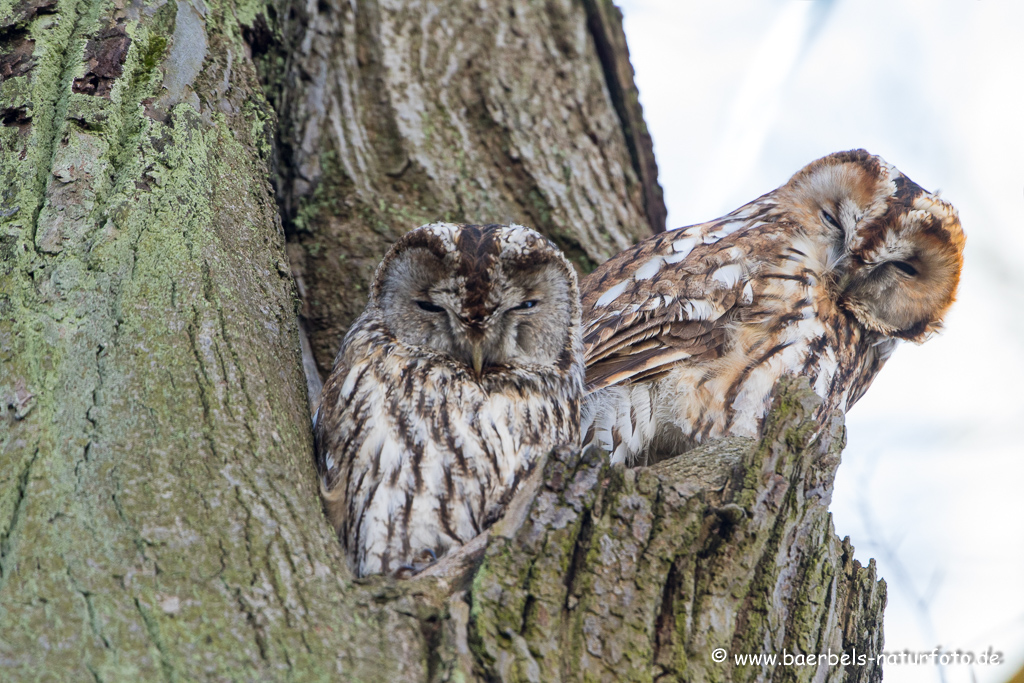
314;223;584;577
581;150;965;465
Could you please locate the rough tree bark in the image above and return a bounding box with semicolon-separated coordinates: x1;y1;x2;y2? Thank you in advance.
0;0;884;680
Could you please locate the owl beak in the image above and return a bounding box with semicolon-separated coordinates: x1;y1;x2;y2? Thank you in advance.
471;343;485;378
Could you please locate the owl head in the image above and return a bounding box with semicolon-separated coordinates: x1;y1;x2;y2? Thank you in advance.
775;149;966;341
369;222;582;376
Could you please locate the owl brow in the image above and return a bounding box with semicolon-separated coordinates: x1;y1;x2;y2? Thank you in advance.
398;233;449;262
432;285;461;297
502;259;553;284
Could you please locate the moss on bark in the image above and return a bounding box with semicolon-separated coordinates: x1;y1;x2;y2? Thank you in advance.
0;0;434;678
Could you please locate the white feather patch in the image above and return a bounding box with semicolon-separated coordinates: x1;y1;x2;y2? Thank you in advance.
712;263;744;288
741;282;754;305
813;350;838;398
663;251;689;264
341;365;363;399
682;299;715;320
722;219;758;236
594;280;629;308
672;237;698;256
633;256;664;281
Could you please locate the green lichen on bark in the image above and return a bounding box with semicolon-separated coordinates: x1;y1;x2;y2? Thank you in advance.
0;0;441;678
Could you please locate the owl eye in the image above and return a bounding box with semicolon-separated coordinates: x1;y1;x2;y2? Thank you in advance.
890;261;918;277
415;300;445;313
512;300;539;311
821;210;842;231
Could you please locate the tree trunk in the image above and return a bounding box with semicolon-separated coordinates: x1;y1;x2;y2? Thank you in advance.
0;0;884;680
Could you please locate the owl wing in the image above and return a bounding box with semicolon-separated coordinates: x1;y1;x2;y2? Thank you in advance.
312;351;377;532
312;358;349;491
582;223;757;392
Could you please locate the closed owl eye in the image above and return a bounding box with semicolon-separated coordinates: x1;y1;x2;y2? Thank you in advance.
511;299;539;311
415;300;445;313
890;261;918;277
821;210;842;231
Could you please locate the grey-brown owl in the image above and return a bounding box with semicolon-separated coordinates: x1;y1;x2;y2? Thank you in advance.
581;149;965;465
313;222;584;577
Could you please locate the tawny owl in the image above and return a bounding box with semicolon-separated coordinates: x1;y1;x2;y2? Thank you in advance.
313;222;584;577
581;149;965;465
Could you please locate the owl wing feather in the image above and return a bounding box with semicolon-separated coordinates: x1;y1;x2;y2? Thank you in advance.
582;228;752;392
313;359;346;489
313;348;376;532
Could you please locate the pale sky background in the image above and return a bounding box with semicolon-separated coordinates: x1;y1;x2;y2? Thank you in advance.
616;1;1024;681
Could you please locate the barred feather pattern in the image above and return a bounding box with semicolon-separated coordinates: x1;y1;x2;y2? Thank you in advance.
314;223;584;577
580;150;965;465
